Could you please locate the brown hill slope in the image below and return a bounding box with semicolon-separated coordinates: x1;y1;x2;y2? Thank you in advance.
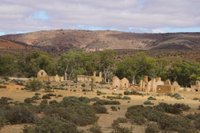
1;30;200;52
0;39;27;49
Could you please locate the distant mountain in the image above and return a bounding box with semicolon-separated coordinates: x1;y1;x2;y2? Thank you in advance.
0;29;200;52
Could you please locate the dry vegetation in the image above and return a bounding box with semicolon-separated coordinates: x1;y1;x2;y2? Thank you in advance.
0;79;199;133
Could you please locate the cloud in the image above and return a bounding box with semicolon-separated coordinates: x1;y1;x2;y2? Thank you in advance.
0;0;200;33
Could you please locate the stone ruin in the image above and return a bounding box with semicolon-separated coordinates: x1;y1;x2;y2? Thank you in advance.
77;71;103;83
139;76;180;93
37;70;64;82
191;81;200;92
112;76;129;90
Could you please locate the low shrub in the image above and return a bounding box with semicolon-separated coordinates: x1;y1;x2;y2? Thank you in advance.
90;97;100;102
167;93;184;100
145;124;160;133
147;96;156;101
42;93;56;100
115;118;128;123
122;96;131;100
143;100;154;105
0;116;8;128
42;94;51;99
5;106;36;124
81;83;86;87
126;105;195;132
186;113;200;130
90;124;102;133
78;97;90;103
111;119;132;133
94;100;120;105
57;94;63;98
155;103;190;114
126;105;151;125
107;95;122;100
44;96;98;126
24;98;35;104
0;97;13;106
93;105;108;114
32;95;40;100
111;106;118;111
23;116;79;133
97;90;106;96
193;97;199;101
34;93;41;96
25;79;43;91
124;90;142;95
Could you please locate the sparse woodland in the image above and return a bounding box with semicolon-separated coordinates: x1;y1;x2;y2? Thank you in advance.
1;49;200;87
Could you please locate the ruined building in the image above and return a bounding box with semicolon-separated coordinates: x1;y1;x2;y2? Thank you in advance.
37;70;64;82
112;76;130;90
77;71;103;83
191;81;200;92
140;76;180;93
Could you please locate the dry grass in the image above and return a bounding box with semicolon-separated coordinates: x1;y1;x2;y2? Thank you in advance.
0;83;200;133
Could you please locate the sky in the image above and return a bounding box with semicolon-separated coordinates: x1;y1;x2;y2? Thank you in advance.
0;0;200;35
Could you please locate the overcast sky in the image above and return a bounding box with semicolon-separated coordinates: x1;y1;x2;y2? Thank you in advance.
0;0;200;35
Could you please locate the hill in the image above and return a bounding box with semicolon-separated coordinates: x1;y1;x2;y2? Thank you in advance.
1;30;200;52
0;39;27;49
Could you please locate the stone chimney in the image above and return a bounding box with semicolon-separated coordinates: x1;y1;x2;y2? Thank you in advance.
93;71;96;77
144;76;148;83
99;72;102;78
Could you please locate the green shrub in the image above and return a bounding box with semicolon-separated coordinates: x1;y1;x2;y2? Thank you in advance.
81;83;86;87
94;100;120;105
147;96;156;100
5;106;35;124
111;119;132;133
93;105;108;114
0;97;13;106
126;105;195;132
124;90;142;95
32;95;40;100
143;100;154;105
155;103;190;114
0;116;8;128
122;96;131;100
78;97;90;103
23;116;79;133
193;97;199;100
34;93;41;96
97;90;106;96
158;115;192;132
43;97;98;126
90;97;100;102
126;105;151;125
115;118;128;123
57;94;63;98
186;113;200;130
107;95;122;100
167;93;184;100
25;79;43;91
24;98;35;104
49;100;58;105
111;106;118;111
145;124;160;133
90;124;102;133
42;94;51;99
